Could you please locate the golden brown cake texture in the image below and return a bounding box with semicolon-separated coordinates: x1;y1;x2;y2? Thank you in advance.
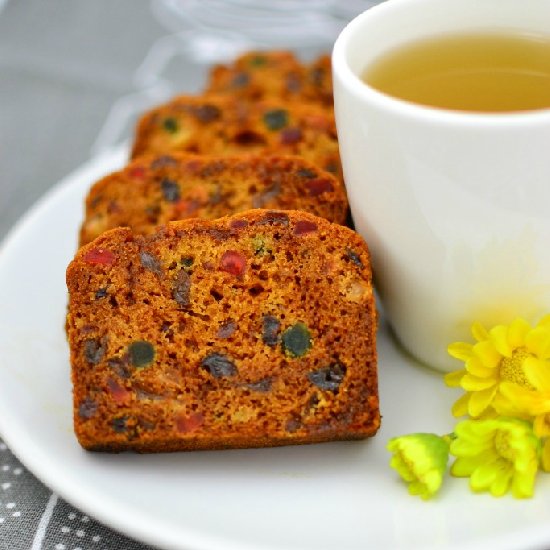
130;95;342;183
67;209;379;452
80;154;348;246
206;51;333;107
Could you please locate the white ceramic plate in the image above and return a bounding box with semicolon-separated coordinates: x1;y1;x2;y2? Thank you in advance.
1;146;550;550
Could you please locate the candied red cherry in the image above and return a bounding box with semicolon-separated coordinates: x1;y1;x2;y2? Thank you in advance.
220;250;246;277
83;248;115;266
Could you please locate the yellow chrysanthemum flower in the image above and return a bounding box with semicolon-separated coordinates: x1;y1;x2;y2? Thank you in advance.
387;433;450;500
445;316;550;418
450;418;540;498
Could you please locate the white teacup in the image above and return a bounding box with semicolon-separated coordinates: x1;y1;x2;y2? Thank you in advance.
333;0;550;371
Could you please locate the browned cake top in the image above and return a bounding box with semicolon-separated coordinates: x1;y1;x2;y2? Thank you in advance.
80;154;348;246
130;95;342;183
67;210;379;452
206;51;333;107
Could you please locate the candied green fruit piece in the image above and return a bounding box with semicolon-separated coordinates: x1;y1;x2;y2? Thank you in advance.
281;322;311;358
263;109;288;131
162;117;179;133
128;341;155;368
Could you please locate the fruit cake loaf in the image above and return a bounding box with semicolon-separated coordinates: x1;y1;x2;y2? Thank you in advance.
205;51;333;107
80;153;348;246
130;95;342;183
67;209;379;452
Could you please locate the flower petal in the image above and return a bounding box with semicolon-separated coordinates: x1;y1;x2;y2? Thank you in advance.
507;318;531;349
525;327;550;359
473;341;501;369
490;467;513;497
448;342;473;361
444;369;466;388
470;462;499;491
461;374;496;391
468;385;498;417
533;414;550;438
451;392;470;417
541;439;550;472
511;469;536;499
490;325;513;357
465;356;495;378
523;357;550;391
471;321;489;342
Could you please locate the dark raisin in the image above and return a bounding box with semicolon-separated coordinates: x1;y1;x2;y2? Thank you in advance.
230;219;248;230
84;339;104;365
231;71;250;88
263;109;288;131
108;357;131;379
262;315;280;347
308;364;346;392
258;211;289;226
252;182;280;208
95;287;108;300
346;249;364;268
293;220;317;236
181;257;194;268
217;320;237;339
304;178;334;197
192;104;221;123
296;167;316;179
310;66;325;87
140;251;161;274
281;322;311;358
160;178;181;202
78;397;98;419
233;130;267;146
151;155;178;169
220;250;246;277
285;416;301;433
128;341;155;368
286;73;302;92
200;353;237;378
280;127;302;144
246;377;272;392
162;117;179;133
112;416;129;433
173;269;191;307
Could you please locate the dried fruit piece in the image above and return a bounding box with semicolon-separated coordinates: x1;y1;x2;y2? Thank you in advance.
112;416;129;433
263;109;288;131
84;339;105;365
346;249;364;269
140;251;161;274
308;364;346;392
95;287;108;300
246;377;272;392
200;353;237;378
262;315;280;347
296;167;316;179
231;72;250;88
163;117;178;133
84;248;115;266
161;179;181;202
304;178;334;197
192;104;221;123
128;166;146;179
294;220;317;236
280;127;302;144
217;320;237;339
173;269;191;307
151;155;178;169
258;211;289;226
181;257;194;268
175;412;204;433
281;322;311;358
78;397;98;419
108;357;131;379
106;378;132;405
128;341;155;368
249;55;266;67
220;250;246;277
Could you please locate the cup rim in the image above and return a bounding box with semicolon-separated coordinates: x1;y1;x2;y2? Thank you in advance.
332;0;550;127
